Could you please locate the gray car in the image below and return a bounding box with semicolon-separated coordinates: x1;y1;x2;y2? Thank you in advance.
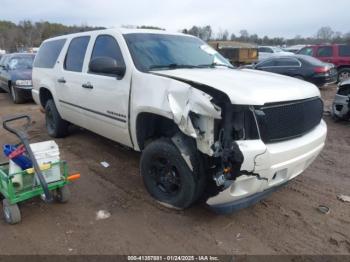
332;79;350;121
0;53;35;103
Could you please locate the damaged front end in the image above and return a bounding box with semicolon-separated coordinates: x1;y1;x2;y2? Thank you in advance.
166;84;264;206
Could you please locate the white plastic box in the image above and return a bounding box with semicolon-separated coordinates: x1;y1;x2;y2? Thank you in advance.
29;140;61;184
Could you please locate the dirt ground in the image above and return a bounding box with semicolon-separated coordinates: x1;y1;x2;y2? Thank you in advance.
0;85;349;255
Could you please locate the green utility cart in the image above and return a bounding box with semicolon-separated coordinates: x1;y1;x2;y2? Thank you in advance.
0;115;79;224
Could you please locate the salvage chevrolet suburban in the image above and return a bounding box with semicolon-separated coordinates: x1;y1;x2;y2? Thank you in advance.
32;29;327;213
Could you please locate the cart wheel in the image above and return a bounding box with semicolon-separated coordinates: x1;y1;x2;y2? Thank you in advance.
55;186;70;203
2;199;21;225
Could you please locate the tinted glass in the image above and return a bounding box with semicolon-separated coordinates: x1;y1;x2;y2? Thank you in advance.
1;55;10;67
317;46;333;57
34;39;66;68
298;55;324;66
64;36;90;72
275;58;299;67
124;33;231;72
91;35;125;68
298;47;313;56
0;55;6;66
257;59;275;67
9;55;35;70
339;45;350;57
259;47;273;53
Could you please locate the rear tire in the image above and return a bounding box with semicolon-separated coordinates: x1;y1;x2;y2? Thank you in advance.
55;185;70;203
338;68;350;83
45;99;69;138
10;86;25;104
141;138;197;209
2;199;21;224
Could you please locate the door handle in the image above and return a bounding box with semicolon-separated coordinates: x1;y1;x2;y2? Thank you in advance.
82;82;93;89
57;77;66;84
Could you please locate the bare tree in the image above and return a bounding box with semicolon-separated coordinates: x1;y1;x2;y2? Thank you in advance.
239;29;249;41
222;30;229;41
316;26;334;41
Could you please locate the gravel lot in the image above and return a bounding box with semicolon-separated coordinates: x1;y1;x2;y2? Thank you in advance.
0;85;349;255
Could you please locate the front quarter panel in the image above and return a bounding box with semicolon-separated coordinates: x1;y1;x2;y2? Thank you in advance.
130;71;222;153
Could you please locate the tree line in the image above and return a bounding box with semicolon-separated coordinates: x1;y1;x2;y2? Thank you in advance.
1;20;350;52
182;25;350;46
0;20;104;52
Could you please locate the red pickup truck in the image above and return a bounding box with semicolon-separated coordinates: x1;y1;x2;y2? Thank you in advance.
297;44;350;82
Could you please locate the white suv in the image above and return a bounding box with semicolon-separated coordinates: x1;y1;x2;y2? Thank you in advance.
32;29;327;213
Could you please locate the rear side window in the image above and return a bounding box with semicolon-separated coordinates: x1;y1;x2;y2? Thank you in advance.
257;59;275;67
276;58;300;67
298;47;313;56
299;55;325;66
317;46;333;57
339;45;350;57
34;39;66;68
90;35;125;68
64;36;90;72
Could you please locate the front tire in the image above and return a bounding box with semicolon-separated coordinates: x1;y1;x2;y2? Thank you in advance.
10;86;25;104
338;68;350;83
45;99;69;138
141;138;197;209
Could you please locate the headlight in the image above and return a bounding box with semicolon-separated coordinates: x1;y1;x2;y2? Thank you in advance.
15;80;32;86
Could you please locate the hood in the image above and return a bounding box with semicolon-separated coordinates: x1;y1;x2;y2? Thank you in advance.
153;68;320;105
9;69;32;81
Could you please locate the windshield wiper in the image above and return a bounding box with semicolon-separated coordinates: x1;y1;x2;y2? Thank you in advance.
149;64;197;70
197;62;234;69
149;63;234;71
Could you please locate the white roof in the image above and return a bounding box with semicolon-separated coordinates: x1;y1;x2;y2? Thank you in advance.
43;28;189;42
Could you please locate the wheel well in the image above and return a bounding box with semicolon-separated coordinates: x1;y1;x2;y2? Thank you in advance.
136;113;179;150
39;88;53;108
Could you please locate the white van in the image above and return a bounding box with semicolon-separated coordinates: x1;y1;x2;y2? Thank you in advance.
32;29;327;213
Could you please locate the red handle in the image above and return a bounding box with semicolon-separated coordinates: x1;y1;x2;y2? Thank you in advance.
8;145;26;159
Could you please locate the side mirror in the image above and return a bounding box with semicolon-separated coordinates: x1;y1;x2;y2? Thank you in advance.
89;57;126;78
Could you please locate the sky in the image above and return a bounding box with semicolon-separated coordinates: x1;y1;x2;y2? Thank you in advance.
0;0;349;38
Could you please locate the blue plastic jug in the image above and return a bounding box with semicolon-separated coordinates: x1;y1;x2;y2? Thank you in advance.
3;144;33;170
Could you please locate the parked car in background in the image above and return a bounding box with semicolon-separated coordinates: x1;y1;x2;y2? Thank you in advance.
248;55;337;87
297;44;350;82
32;29;326;213
283;45;306;54
332;79;350;121
0;53;35;103
258;46;294;61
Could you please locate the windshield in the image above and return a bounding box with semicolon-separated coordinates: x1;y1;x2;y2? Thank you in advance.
123;33;232;71
8;56;34;70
